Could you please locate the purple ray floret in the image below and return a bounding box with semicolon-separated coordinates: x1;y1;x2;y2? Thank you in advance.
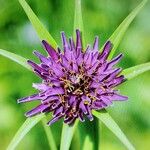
18;29;128;125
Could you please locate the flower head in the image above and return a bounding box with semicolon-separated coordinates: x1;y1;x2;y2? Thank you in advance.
18;29;127;125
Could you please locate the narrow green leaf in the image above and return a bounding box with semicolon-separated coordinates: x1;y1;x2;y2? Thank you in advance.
60;121;78;150
78;120;99;150
0;49;31;70
122;62;150;80
93;110;135;150
42;118;57;150
18;0;57;48
82;135;93;150
73;0;85;48
103;0;147;59
7;114;45;150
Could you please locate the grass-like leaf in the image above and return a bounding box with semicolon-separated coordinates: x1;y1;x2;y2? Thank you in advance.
18;0;57;49
93;110;135;150
42;118;57;150
103;0;147;59
78;120;99;150
60;121;78;150
0;49;31;70
122;62;150;80
7;114;45;150
73;0;85;48
82;135;93;150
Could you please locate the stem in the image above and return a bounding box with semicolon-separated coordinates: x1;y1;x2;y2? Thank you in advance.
42;118;57;150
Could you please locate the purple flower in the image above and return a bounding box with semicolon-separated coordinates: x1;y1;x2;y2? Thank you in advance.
18;29;128;125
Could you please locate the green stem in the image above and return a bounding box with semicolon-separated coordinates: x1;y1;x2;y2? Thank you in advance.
42;118;57;150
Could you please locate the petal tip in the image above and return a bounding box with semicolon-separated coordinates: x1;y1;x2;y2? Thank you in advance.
17;99;22;104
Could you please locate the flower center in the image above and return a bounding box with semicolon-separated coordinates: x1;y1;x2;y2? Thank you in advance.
61;73;91;96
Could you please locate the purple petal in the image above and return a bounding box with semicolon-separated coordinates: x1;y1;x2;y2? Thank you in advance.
86;106;93;121
51;80;62;87
60;54;70;69
69;37;75;51
105;54;123;70
76;52;83;65
64;116;75;124
85;45;91;53
91;101;104;110
32;83;50;91
87;61;100;75
33;50;50;64
84;53;93;67
27;60;45;72
93;36;99;51
53;106;64;117
72;62;78;72
28;61;49;78
18;94;40;103
65;51;72;62
76;29;82;48
79;102;88;114
51;101;61;109
99;41;112;61
110;93;128;101
42;95;59;103
101;96;112;105
25;104;48;117
81;95;91;104
51;62;64;77
61;32;70;51
76;29;82;55
90;81;100;88
78;111;85;122
42;40;59;60
68;96;76;105
47;114;64;125
106;68;122;81
34;69;48;79
108;75;125;87
45;87;64;96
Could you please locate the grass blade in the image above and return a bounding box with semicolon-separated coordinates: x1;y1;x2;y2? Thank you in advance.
82;135;93;150
102;0;147;59
93;110;135;150
78;120;99;150
0;49;31;70
42;118;57;150
18;0;57;49
7;114;44;150
122;62;150;80
60;121;78;150
73;0;85;48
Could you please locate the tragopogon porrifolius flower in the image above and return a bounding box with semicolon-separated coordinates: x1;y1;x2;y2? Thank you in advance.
18;29;127;125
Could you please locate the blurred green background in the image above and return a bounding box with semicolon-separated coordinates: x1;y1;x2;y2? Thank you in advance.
0;0;150;150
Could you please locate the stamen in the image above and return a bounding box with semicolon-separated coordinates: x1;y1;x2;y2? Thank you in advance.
84;100;89;105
